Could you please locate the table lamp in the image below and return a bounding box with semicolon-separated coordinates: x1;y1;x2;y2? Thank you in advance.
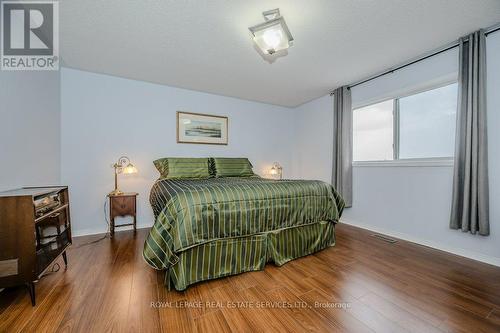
109;156;138;196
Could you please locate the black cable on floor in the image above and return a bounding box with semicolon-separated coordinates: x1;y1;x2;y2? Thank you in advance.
73;195;111;248
39;262;61;278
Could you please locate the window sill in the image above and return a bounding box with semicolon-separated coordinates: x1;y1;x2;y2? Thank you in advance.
353;158;454;168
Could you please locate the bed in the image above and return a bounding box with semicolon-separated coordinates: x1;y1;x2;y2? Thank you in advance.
143;159;345;291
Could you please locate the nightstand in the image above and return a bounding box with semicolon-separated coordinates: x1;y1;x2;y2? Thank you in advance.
107;192;138;237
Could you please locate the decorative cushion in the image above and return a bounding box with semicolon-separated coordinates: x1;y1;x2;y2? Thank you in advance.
153;158;211;179
211;158;254;177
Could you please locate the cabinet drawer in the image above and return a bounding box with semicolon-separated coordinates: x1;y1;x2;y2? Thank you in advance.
111;196;135;217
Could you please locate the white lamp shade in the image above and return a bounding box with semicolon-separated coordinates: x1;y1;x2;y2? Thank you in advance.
249;17;293;55
123;163;138;174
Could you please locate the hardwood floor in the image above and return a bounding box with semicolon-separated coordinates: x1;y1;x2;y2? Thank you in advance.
1;223;500;332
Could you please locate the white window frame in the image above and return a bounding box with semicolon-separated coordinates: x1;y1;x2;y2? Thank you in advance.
352;81;457;167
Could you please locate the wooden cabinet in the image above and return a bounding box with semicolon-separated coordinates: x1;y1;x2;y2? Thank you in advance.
0;186;71;306
108;192;138;237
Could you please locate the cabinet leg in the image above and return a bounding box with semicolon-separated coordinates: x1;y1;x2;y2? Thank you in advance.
62;251;68;267
110;218;115;238
26;282;35;306
133;216;137;233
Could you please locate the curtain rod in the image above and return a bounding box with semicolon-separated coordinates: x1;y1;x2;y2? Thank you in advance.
330;22;500;95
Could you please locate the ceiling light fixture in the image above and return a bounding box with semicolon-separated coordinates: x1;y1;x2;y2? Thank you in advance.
248;8;294;55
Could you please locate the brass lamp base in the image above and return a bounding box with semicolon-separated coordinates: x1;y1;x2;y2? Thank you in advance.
108;189;124;196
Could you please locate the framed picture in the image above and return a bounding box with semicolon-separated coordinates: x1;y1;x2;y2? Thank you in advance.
177;111;228;145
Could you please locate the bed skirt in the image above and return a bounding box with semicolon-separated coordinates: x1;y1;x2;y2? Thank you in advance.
165;220;335;291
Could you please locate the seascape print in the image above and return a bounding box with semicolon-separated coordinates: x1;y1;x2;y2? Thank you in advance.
184;120;222;138
177;112;228;145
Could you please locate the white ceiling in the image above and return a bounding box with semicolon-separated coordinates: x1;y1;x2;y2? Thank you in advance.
60;0;500;107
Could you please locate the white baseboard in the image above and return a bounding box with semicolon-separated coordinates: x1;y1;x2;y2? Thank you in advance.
340;219;500;267
72;223;152;237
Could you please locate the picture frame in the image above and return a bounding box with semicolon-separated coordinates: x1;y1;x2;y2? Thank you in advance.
176;111;228;145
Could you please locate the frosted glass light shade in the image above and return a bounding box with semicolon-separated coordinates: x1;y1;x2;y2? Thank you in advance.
269;162;283;179
249;15;293;55
123;163;138;174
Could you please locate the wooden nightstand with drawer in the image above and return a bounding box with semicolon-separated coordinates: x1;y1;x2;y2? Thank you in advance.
107;192;138;237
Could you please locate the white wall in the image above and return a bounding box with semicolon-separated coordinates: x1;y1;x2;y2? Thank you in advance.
292;94;334;181
61;68;295;236
294;35;500;266
0;71;61;192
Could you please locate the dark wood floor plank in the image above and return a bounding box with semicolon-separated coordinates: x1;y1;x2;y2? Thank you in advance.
487;308;500;325
437;304;500;333
194;309;231;333
184;283;218;319
242;269;282;292
299;288;374;333
1;242;96;332
54;237;122;332
155;270;196;333
266;286;346;332
0;258;66;332
1;224;500;333
85;234;136;333
347;298;410;333
301;272;409;333
127;231;162;333
359;292;443;333
264;264;316;295
210;284;255;332
237;286;300;332
354;255;495;319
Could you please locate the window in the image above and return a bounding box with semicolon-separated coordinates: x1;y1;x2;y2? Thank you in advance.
353;83;457;162
353;100;394;161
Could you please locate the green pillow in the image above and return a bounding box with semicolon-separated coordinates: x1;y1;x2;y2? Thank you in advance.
153;158;169;178
208;158;217;177
211;158;254;177
153;158;210;179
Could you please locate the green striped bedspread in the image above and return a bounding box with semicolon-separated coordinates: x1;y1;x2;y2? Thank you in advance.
143;177;345;270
